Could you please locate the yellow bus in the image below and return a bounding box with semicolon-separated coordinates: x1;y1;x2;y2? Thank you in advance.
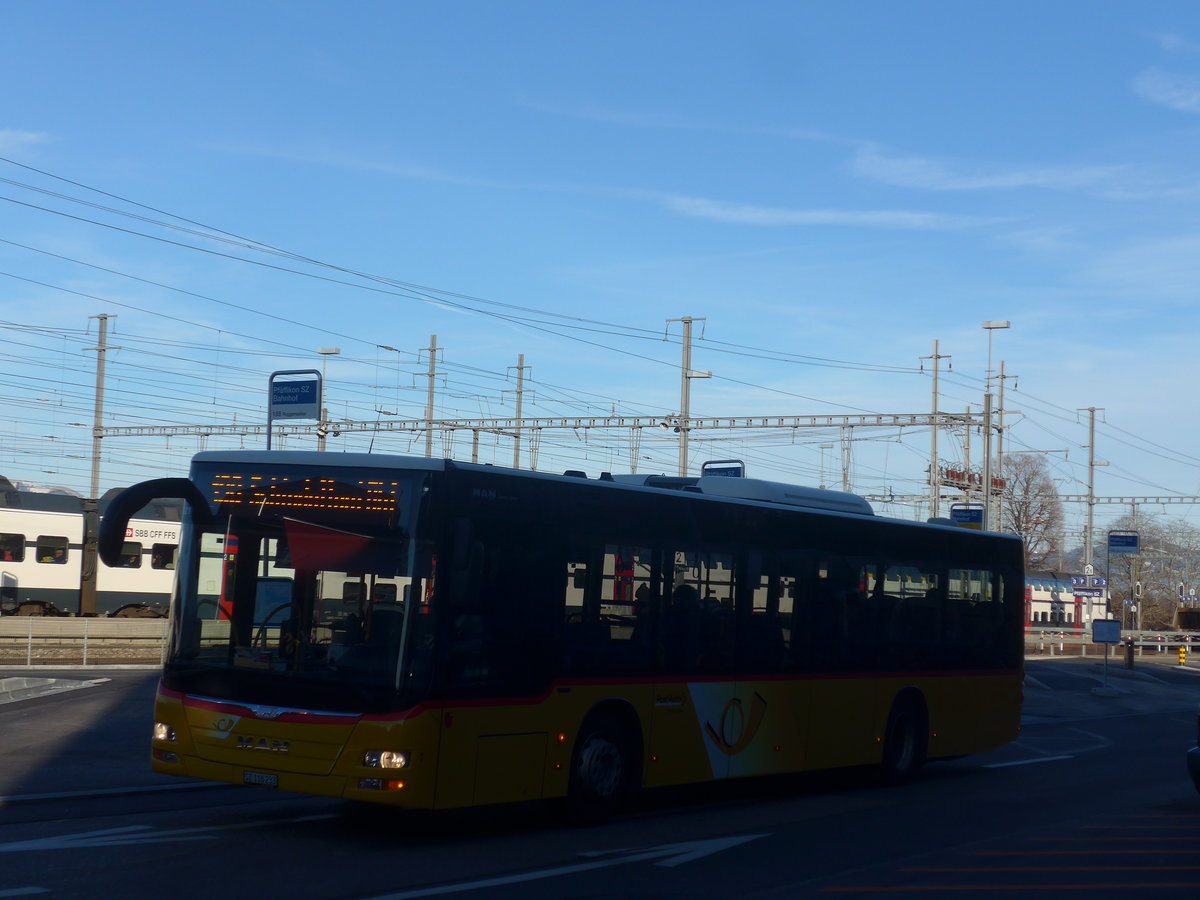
100;451;1024;823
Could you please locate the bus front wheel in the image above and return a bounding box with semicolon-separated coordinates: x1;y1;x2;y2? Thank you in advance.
564;713;632;826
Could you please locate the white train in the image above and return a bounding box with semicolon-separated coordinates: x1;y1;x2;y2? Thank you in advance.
0;480;181;616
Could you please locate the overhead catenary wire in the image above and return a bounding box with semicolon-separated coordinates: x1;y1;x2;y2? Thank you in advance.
0;156;1195;534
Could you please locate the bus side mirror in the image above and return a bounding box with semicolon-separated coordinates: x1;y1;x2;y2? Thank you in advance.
98;478;210;567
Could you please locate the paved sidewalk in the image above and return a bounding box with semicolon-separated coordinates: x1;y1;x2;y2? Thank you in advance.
1023;655;1200;723
0;675;110;704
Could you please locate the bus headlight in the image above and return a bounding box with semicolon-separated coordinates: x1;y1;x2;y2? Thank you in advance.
153;722;176;742
363;750;410;769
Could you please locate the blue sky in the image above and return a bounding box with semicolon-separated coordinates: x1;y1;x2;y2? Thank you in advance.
3;1;1200;545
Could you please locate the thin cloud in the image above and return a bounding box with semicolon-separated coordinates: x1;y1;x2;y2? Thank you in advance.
1148;32;1200;53
660;194;994;229
517;97;846;145
516;97;713;131
0;130;50;153
850;145;1124;191
1082;234;1200;300
996;226;1081;254
211;140;511;188
1133;67;1200;113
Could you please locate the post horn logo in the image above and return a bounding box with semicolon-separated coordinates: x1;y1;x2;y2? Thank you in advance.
704;692;767;756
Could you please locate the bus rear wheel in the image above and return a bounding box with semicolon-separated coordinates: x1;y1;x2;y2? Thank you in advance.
880;697;927;785
564;713;632;826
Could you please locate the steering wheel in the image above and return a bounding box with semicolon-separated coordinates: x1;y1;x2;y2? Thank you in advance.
253;602;295;649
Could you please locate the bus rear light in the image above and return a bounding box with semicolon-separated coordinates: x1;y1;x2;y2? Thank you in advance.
556;732;567;744
358;778;405;791
153;722;176;742
363;750;410;769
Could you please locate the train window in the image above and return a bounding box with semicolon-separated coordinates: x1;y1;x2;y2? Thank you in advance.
151;544;177;570
36;536;69;564
120;542;143;568
0;533;24;562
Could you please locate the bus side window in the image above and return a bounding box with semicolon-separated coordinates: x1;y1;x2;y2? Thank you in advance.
740;551;787;672
661;547;736;674
947;568;1004;666
0;533;24;562
562;555;598;672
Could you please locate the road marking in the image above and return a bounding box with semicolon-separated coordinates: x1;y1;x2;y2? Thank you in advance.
984;754;1073;768
366;834;770;899
0;825;217;852
0;889;50;897
1064;727;1113;754
993;726;1112;767
0;780;228;806
0;813;338;852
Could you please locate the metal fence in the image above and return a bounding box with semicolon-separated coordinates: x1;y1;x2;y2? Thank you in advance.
1026;630;1199;658
0;618;168;666
2;618;1197;668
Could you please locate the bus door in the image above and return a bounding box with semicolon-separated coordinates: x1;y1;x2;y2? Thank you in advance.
725;550;797;778
650;548;738;785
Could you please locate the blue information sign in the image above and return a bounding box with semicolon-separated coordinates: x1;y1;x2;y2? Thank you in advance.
949;505;984;530
271;379;320;419
267;369;323;450
701;459;746;478
1108;531;1140;555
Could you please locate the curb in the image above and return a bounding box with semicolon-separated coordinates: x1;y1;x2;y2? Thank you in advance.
0;676;110;705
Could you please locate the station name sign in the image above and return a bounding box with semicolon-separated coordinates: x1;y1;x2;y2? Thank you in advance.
271;378;320;420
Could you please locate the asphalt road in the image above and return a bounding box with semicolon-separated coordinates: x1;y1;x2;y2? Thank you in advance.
1;658;1198;898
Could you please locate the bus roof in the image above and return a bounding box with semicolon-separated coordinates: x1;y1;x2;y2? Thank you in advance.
187;450;1021;544
190;451;868;512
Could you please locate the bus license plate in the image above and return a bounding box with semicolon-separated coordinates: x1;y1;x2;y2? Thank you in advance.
243;771;278;788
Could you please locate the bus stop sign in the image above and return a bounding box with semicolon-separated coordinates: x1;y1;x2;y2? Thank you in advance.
949;505;984;530
271;377;321;420
267;369;322;450
1108;531;1140;555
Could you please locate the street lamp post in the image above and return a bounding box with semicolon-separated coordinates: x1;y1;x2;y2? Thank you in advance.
818;442;833;490
981;321;1010;530
317;347;340;451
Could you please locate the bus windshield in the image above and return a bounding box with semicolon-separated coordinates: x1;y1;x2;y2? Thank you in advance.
164;466;435;711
